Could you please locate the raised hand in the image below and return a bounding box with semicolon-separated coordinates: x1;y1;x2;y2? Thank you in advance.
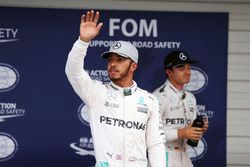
80;10;103;42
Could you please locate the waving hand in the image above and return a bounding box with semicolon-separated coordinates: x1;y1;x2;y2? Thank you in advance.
80;10;103;42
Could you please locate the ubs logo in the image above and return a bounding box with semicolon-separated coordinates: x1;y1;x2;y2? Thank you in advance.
0;63;20;92
77;103;90;126
184;67;208;94
187;137;208;161
0;132;18;162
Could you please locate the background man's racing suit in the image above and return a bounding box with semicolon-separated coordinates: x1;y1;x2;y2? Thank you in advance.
153;80;197;167
65;39;166;167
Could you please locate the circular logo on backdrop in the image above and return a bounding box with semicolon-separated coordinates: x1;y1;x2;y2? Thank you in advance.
184;67;208;94
77;103;90;126
187;137;208;161
0;63;20;92
0;132;18;162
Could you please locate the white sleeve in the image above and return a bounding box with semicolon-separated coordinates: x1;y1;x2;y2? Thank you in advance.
146;96;166;166
148;143;166;167
65;38;99;106
164;128;178;142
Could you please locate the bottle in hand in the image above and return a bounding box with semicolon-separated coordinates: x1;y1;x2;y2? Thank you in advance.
187;115;204;147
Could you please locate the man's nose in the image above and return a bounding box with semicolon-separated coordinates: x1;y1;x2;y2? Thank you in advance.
109;60;117;67
185;68;191;74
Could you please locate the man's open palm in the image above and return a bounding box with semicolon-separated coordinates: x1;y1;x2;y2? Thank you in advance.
80;10;103;42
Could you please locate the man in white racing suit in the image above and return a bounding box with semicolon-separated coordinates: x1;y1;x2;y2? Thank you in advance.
65;10;166;167
153;51;209;167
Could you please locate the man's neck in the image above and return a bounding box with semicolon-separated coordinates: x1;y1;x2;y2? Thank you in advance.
113;80;133;88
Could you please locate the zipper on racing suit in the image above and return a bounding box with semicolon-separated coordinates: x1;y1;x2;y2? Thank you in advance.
123;88;132;166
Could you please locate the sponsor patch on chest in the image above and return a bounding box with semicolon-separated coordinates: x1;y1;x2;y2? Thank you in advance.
137;96;148;114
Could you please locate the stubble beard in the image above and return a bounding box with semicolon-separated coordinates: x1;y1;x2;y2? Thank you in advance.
109;64;131;83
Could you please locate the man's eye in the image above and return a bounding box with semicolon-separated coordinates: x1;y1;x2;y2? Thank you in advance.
176;67;185;71
118;58;125;61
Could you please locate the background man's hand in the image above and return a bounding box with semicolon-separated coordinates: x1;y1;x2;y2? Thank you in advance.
80;10;103;42
178;125;203;141
202;119;209;133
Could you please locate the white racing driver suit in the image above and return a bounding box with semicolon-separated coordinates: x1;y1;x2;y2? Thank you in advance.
153;80;197;167
65;39;166;167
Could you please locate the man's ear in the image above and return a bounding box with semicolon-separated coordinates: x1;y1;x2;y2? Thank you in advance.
165;69;172;77
130;62;138;72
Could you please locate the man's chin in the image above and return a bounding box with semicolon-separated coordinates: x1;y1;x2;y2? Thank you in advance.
109;77;120;83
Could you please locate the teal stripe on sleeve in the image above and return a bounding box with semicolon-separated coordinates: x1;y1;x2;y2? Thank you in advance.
166;152;168;167
96;161;109;167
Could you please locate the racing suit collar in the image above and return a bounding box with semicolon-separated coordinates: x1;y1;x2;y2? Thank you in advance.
110;81;137;96
166;80;185;99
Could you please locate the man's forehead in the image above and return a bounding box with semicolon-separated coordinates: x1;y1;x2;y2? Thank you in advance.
173;63;191;69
